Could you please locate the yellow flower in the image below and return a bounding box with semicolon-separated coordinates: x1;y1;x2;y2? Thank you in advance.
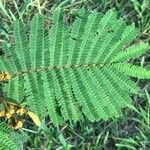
12;120;23;130
16;107;26;115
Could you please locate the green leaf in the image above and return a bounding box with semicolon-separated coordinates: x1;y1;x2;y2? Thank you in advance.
0;7;150;125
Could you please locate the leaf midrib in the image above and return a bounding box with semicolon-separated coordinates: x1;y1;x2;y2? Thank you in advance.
11;62;119;78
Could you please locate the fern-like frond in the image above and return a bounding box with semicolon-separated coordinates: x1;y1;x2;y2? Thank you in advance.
29;15;45;69
24;15;46;118
0;122;27;150
111;42;149;62
103;65;140;94
85;9;117;64
104;23;139;63
10;131;28;149
0;122;11;133
0;7;150;125
14;21;29;71
68;8;89;65
4;76;24;102
112;63;150;79
42;72;62;126
0;131;18;150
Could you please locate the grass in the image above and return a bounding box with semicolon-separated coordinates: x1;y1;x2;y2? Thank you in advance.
0;0;150;149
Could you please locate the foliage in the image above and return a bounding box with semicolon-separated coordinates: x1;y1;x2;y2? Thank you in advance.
0;122;27;150
0;0;150;149
0;6;150;127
